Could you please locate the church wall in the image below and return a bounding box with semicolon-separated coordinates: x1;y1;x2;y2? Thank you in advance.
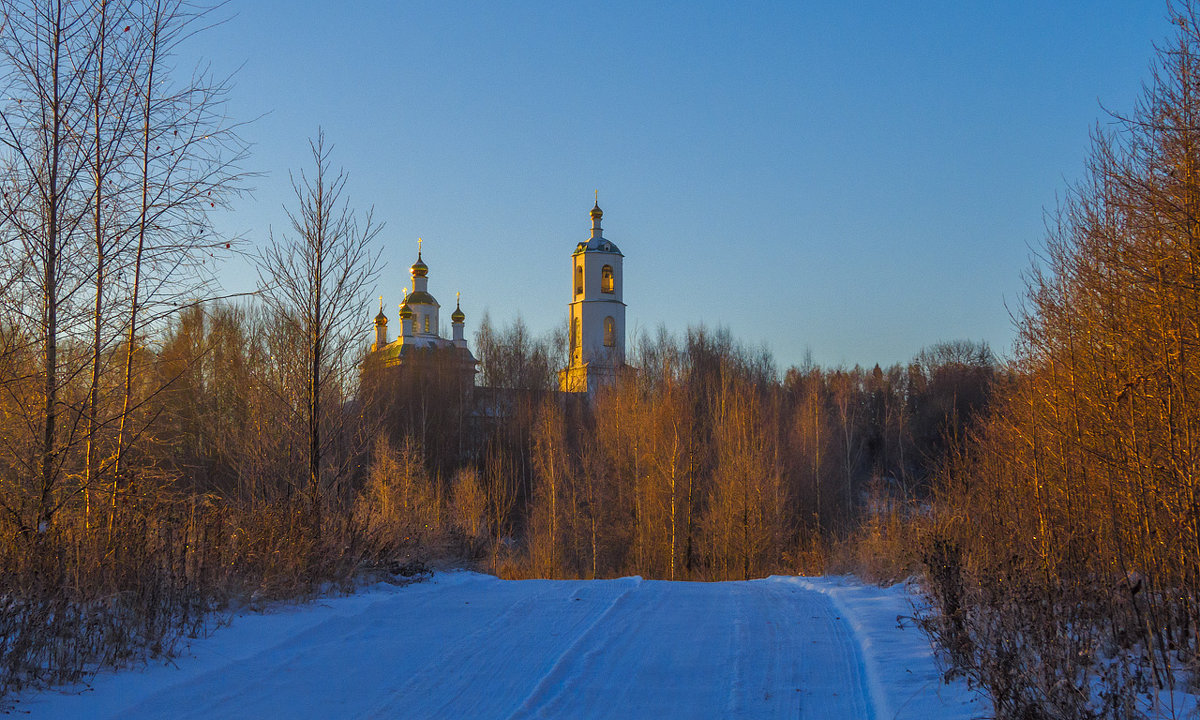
569;248;625;368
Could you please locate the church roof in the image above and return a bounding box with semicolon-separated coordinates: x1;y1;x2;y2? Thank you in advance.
406;290;439;306
576;202;622;255
372;336;478;368
574;238;621;255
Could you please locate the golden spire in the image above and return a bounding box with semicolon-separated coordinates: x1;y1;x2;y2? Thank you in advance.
398;289;414;319
411;239;429;277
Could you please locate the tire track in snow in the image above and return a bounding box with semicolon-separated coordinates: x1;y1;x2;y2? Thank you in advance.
725;579;875;719
728;581;785;716
504;577;646;720
788;577;889;720
365;576;642;719
724;582;751;717
507;581;742;719
783;578;876;720
498;578;877;719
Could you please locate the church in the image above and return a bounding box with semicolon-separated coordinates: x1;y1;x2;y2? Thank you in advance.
365;201;628;394
558;200;626;393
366;240;479;385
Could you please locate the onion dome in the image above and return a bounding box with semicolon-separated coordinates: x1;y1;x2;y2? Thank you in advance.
451;297;465;324
374;297;387;324
411;251;428;278
590;202;602;220
398;301;414;319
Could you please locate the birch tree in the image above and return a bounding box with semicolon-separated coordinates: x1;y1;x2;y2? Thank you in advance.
257;131;381;530
0;0;99;534
0;0;245;534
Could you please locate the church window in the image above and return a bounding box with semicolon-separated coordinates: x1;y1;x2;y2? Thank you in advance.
601;265;614;294
604;316;616;347
575;265;583;295
424;315;430;333
570;317;578;357
412;316;418;334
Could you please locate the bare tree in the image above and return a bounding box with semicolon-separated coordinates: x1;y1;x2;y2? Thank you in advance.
111;0;249;485
0;0;246;534
0;0;100;534
257;130;381;530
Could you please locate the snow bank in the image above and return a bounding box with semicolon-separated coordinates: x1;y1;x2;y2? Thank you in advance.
786;576;984;720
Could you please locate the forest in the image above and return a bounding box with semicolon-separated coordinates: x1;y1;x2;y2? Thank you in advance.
911;4;1200;717
4;0;1200;718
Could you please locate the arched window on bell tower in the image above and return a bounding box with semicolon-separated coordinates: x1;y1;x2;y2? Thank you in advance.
575;265;583;296
604;316;615;347
601;265;614;294
570;316;578;358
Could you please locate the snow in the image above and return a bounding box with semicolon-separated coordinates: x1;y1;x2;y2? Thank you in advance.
11;572;984;719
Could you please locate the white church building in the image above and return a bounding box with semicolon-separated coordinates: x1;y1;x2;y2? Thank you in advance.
367;243;479;383
367;201;628;394
559;200;627;393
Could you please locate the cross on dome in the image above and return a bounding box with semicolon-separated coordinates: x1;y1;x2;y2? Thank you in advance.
452;291;466;323
411;238;429;277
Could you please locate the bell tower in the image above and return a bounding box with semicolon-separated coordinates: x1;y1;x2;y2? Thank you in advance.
560;197;626;393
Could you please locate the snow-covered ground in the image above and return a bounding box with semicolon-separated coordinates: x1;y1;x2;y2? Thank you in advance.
11;573;984;719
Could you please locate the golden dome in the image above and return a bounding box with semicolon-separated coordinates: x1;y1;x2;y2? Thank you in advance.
590;202;603;220
398;302;414;319
411;252;428;278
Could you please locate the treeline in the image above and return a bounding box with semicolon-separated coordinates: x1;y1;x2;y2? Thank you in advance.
916;3;1200;718
360;316;994;582
533;331;991;581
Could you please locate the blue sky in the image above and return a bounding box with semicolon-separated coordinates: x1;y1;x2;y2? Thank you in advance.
197;1;1172;370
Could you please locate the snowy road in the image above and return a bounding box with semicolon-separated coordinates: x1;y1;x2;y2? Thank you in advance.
17;573;981;719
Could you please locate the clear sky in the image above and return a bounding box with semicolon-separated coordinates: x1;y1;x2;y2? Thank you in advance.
195;1;1173;370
